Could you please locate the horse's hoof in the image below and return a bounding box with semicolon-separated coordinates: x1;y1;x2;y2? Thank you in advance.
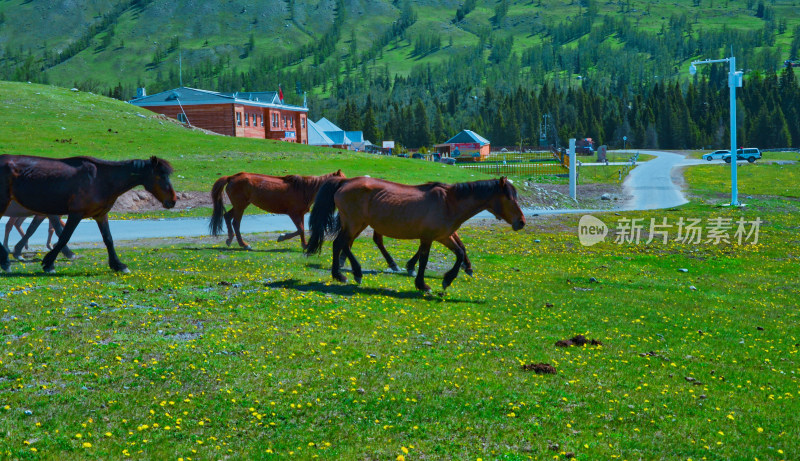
333;274;347;283
354;276;362;285
407;270;417;277
43;267;56;274
276;233;289;242
243;245;252;251
119;267;131;274
465;268;474;277
225;239;233;247
417;283;431;293
390;264;400;272
13;254;25;262
1;264;9;273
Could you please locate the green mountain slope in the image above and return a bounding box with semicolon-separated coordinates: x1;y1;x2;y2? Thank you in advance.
1;0;799;149
2;0;798;92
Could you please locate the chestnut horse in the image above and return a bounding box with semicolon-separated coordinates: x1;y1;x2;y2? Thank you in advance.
0;155;176;273
209;170;344;250
3;200;73;260
306;177;525;292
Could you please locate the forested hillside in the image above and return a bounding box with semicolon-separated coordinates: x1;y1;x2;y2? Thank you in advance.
1;0;799;148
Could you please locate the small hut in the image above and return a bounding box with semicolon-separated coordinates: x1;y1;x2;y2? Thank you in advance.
435;130;491;162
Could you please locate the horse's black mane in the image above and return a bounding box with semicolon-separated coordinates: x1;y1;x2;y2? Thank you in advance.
450;179;516;201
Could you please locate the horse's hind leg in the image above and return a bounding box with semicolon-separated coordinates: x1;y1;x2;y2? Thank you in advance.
452;233;472;276
13;216;45;260
331;232;349;283
0;202;9;272
42;214;81;273
372;233;400;272
406;248;420;276
438;236;466;291
414;241;433;293
229;207;251;250
223;209;235;246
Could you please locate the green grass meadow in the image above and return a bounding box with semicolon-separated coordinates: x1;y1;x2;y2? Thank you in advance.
1;201;797;459
1;82;799;459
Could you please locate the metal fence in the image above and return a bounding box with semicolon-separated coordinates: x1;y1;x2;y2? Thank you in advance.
458;161;566;176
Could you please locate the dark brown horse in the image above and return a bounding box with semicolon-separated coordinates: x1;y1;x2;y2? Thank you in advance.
0;155;176;273
306;177;524;292
3;200;73;260
209;170;344;250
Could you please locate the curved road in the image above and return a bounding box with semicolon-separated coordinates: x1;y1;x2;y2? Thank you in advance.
2;151;701;245
621;150;704;210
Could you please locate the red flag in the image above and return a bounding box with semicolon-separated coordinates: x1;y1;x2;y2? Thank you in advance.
278;85;284;103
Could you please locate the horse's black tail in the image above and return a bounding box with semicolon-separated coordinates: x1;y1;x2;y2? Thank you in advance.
305;177;347;255
209;176;230;236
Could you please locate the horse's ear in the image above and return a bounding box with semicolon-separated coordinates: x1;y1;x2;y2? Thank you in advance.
499;176;507;187
336;169;342;176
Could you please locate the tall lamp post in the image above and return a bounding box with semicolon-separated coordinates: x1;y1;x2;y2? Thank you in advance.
689;55;743;206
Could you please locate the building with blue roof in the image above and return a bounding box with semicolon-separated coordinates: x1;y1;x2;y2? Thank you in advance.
129;87;309;144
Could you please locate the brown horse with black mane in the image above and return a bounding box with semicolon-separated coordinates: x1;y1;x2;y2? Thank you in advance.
0;155;176;273
209;170;344;250
306;176;525;292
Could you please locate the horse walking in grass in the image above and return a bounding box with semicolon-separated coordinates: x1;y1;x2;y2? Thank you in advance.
3;200;72;260
306;176;525;292
209;170;344;250
0;155;176;273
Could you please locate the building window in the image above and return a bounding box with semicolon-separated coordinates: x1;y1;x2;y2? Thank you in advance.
290;117;294;128
236;112;242;126
301;117;305;128
177;113;187;123
259;114;263;127
245;113;250;126
283;115;287;128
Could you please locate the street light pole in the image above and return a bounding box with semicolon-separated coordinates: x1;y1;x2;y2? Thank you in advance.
690;55;743;206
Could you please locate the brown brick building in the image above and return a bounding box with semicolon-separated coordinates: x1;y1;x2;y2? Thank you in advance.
129;87;309;144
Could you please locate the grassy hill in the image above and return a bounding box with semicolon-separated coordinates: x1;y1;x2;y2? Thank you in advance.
0;81;479;191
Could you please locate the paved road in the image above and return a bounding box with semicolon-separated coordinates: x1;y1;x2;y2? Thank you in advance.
621;150;704;210
1;151;701;245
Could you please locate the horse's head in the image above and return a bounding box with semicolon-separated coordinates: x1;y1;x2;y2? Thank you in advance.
141;156;177;209
489;177;525;231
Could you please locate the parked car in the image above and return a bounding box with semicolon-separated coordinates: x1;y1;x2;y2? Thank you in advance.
437;157;456;165
723;148;762;163
702;150;729;161
411;153;424;159
397;153;409;158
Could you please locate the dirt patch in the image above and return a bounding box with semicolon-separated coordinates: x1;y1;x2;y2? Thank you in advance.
112;190;212;212
515;182;627;211
521;363;557;374
555;334;603;347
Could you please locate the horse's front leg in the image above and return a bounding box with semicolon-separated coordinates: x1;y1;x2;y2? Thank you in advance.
13;216;45;260
438;236;465;290
452;232;472;276
95;214;128;273
414;241;432;293
42;214;81;273
277;214;305;248
49;216;76;260
372;233;400;272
